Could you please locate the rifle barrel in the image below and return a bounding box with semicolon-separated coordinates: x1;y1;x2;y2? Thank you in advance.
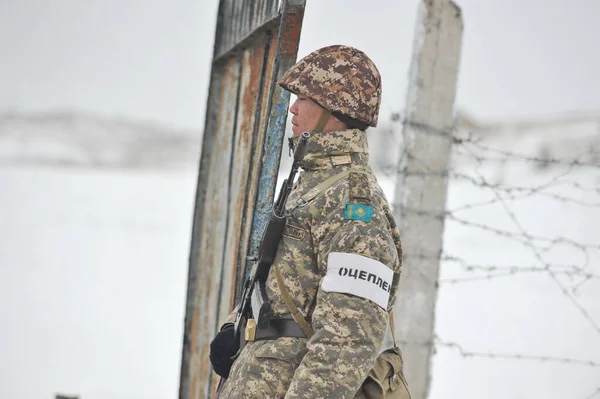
294;132;310;163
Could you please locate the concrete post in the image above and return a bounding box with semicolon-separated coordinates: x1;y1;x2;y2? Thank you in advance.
392;1;463;398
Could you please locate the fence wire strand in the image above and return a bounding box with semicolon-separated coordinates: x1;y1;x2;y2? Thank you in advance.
386;115;600;399
585;387;600;399
435;336;600;368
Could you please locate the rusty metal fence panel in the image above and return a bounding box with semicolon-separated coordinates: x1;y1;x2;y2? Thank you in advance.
179;1;306;398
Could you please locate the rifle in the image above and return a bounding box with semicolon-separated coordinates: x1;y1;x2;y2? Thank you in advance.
233;131;311;345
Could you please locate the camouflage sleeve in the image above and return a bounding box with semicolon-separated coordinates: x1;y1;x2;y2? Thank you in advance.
285;208;398;398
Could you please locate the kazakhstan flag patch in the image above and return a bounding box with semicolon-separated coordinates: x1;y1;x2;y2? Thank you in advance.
344;203;373;222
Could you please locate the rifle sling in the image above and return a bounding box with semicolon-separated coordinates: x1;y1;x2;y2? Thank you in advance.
275;263;314;338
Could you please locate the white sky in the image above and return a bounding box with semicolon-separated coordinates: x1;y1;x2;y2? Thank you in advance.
1;0;600;131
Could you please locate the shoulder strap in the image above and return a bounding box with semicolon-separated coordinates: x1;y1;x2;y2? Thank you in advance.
348;170;372;203
275;263;314;338
298;169;370;206
389;311;398;348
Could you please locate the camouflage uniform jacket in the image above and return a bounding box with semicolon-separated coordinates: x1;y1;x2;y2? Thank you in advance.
218;129;403;399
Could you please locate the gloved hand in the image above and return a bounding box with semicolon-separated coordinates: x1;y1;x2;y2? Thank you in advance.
209;324;239;378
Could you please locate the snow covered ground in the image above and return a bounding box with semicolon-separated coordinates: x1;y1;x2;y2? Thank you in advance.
0;166;198;399
1;114;599;399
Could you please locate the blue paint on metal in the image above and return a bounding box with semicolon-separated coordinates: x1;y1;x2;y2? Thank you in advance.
232;33;274;301
246;88;291;276
243;0;306;281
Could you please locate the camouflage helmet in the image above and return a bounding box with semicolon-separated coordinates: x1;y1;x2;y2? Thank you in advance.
278;45;382;127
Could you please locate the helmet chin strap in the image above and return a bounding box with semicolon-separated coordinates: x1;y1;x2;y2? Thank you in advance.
288;108;331;156
312;108;331;134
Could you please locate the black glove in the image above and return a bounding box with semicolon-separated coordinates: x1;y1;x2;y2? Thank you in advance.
209;324;239;378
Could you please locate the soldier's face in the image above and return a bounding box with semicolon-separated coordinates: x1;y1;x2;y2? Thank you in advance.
289;95;345;136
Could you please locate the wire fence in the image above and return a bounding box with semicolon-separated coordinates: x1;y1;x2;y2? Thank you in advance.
378;113;600;398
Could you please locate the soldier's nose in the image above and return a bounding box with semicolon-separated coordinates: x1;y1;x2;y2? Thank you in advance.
289;99;299;115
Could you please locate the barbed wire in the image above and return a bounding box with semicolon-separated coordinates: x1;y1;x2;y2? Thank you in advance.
439;268;600;285
461;139;600;336
449;133;600;342
393;118;600;168
401;209;599;263
456;171;599;199
402;253;600;290
386;115;600;398
434;336;600;368
397;335;600;368
384;159;600;212
585;387;600;399
448;190;600;211
442;254;586;273
459;136;600;168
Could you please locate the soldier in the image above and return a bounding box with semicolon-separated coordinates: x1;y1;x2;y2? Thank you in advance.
210;45;410;399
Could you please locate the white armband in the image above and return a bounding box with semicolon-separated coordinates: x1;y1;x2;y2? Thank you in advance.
321;252;393;310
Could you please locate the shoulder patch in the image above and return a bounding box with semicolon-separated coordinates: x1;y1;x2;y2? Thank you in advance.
344;203;373;222
349;171;372;203
321;252;393;310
